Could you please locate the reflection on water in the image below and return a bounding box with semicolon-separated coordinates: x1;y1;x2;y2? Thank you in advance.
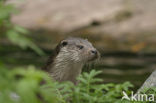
1;45;156;90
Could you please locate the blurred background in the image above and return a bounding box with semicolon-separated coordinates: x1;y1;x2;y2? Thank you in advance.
1;0;156;90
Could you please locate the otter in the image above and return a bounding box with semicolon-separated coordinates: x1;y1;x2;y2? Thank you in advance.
43;37;100;84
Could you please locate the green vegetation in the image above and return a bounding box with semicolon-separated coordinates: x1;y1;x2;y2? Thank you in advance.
0;1;155;103
1;63;155;103
0;1;44;55
0;65;133;103
0;65;63;103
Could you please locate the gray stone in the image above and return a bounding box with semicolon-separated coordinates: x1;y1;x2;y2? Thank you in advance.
7;0;156;51
138;70;156;92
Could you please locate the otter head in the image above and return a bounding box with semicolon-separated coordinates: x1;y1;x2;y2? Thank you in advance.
44;37;100;83
56;37;100;63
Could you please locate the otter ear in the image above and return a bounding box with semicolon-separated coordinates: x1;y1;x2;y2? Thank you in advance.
61;40;68;46
55;40;68;54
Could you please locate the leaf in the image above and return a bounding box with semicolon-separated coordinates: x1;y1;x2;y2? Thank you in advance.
14;25;29;35
6;29;45;56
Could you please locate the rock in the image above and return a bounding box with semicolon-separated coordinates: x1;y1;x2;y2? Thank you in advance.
138;70;156;92
7;0;156;52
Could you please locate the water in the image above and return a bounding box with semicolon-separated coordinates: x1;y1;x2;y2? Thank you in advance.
1;45;155;90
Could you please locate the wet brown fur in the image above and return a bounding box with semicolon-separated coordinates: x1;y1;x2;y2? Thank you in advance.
42;42;61;71
42;37;100;83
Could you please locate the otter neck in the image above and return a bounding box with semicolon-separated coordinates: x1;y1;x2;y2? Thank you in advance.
49;52;84;84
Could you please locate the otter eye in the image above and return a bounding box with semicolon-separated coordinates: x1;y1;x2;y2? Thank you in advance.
77;45;84;49
62;41;68;46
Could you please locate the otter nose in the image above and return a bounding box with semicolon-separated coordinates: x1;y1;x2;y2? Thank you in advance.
91;50;97;55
